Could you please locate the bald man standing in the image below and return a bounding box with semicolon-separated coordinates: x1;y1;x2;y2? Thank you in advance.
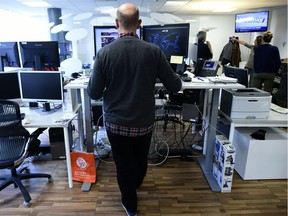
88;3;182;216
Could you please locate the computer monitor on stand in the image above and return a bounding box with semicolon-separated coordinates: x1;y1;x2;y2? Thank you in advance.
0;42;21;72
19;41;60;71
0;72;21;100
18;71;63;112
223;65;248;87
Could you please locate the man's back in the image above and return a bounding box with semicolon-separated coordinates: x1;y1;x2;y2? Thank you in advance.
88;36;182;128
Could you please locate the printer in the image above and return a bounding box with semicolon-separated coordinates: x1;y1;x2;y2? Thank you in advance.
220;88;271;119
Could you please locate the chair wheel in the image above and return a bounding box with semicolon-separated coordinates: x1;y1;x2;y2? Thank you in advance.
23;201;31;208
48;177;53;183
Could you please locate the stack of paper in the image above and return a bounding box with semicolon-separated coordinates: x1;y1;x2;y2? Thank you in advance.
208;76;238;83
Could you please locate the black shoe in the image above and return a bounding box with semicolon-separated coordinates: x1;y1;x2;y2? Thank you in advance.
121;202;137;216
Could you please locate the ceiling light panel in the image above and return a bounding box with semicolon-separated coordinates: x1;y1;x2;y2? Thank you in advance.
21;1;52;7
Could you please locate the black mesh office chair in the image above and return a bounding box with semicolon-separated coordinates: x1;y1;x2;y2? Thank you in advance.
0;100;53;207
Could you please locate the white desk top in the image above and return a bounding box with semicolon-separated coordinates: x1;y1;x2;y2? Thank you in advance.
220;109;288;128
21;106;78;128
64;77;90;89
65;77;245;90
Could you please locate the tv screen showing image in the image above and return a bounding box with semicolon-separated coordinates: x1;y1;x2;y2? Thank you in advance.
235;11;269;33
142;23;190;59
93;26;141;56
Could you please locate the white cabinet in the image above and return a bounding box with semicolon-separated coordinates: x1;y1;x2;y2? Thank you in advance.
233;127;287;180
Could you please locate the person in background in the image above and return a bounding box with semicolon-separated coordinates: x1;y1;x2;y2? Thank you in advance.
232;35;263;86
87;3;182;216
252;31;281;93
196;31;213;60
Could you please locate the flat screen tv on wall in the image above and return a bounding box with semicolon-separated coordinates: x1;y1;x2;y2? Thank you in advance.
235;11;269;33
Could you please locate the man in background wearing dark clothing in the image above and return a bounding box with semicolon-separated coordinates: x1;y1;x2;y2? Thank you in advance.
196;31;213;60
87;3;182;216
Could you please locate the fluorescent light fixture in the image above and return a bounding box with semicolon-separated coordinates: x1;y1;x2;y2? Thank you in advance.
164;1;189;6
21;1;52;7
213;8;237;12
186;19;197;22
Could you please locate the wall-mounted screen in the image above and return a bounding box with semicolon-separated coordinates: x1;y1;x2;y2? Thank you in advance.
0;72;21;100
93;26;141;56
0;42;21;72
18;71;63;103
235;11;269;33
142;23;190;59
19;41;60;71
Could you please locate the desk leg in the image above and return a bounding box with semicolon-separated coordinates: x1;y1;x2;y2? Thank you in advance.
64;127;73;188
77;105;84;151
228;122;235;143
197;89;221;192
82;89;94;152
81;89;94;192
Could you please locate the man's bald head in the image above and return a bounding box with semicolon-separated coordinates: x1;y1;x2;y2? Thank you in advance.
116;3;141;32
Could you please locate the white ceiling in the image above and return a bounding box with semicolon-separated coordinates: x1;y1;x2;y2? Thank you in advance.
0;0;287;18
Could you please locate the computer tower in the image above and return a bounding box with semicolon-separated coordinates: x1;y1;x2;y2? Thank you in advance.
49;126;73;160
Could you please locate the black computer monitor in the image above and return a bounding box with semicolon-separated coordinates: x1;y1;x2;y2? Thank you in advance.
223;65;248;87
0;72;21;100
0;42;21;72
193;58;205;76
19;41;60;71
142;23;190;59
18;71;63;103
93;26;141;56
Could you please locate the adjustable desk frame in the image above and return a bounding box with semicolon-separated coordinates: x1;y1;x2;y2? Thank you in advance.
67;78;244;192
157;81;245;191
21;105;82;188
65;82;94;191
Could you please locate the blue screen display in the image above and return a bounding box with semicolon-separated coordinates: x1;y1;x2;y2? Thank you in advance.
143;23;190;58
235;11;269;33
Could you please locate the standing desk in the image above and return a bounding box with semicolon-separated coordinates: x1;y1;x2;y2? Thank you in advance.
160;81;245;192
66;77;245;192
21;105;82;188
64;78;94;191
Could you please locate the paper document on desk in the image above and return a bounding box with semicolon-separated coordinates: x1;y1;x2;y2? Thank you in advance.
71;77;90;84
208;76;238;83
191;77;210;83
270;103;288;114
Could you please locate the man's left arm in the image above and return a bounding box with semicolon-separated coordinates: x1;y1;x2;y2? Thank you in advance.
87;55;105;100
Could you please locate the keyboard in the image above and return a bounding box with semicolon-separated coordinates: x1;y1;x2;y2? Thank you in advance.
199;69;217;77
181;76;192;82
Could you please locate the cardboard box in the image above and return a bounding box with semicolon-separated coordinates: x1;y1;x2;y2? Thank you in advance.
213;135;236;192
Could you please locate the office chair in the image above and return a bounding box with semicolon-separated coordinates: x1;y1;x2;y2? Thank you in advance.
0;100;53;208
272;72;287;108
155;89;184;132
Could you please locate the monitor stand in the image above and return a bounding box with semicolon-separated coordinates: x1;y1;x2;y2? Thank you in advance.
42;102;51;112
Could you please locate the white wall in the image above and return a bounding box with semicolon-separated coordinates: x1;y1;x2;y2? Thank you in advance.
0;10;50;41
0;7;286;67
269;7;288;59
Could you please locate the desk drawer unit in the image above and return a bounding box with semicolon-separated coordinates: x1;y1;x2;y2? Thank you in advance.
233;127;287;180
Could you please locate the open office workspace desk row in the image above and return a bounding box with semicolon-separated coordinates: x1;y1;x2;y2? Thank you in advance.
65;77;245;192
20;104;83;189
